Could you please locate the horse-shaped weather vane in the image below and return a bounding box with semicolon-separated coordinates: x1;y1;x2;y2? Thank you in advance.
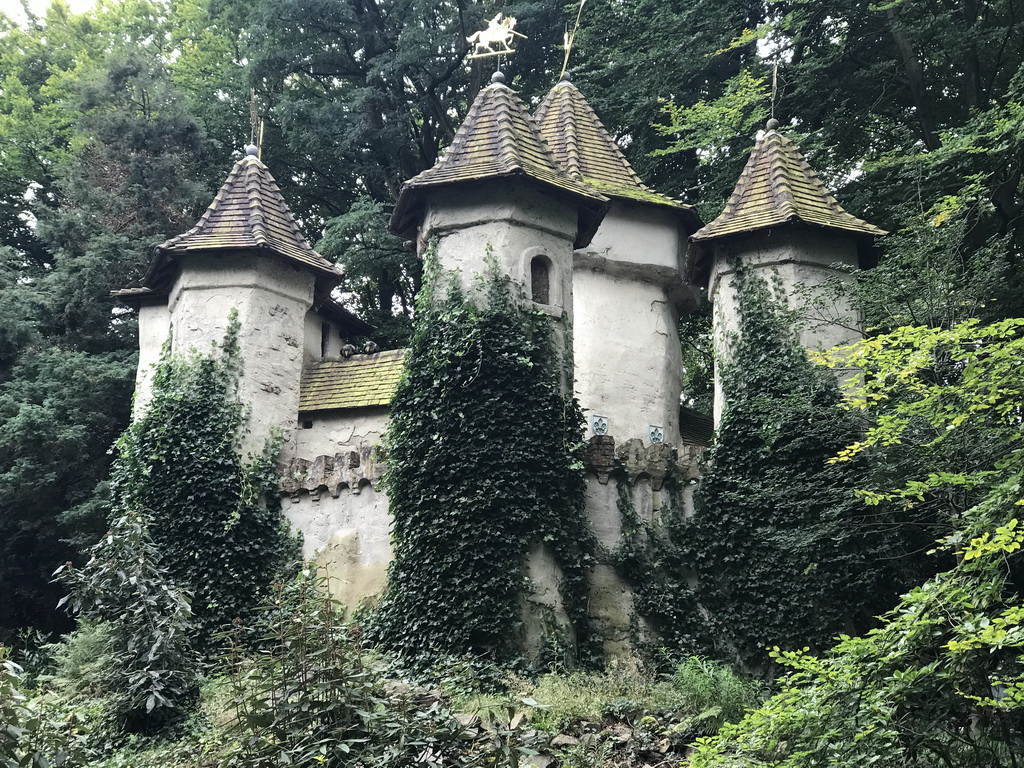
466;13;526;59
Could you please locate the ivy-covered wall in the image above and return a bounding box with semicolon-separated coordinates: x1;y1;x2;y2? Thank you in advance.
368;260;596;666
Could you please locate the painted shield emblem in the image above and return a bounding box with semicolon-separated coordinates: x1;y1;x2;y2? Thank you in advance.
648;424;664;443
591;415;609;436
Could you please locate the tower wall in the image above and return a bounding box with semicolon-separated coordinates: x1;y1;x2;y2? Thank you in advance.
421;183;577;323
133;300;172;417
708;228;862;423
573;203;697;446
167;251;315;457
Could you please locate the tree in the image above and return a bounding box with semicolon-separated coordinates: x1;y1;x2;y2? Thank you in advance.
690;318;1024;768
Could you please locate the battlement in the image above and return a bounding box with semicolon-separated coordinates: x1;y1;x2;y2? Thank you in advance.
585;435;703;488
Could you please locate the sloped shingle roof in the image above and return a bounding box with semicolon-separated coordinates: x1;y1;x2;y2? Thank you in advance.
535;76;701;231
691;123;886;242
155;149;341;278
300;349;406;412
390;73;609;248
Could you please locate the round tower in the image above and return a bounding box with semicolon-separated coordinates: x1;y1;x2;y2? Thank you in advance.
117;145;344;458
690;119;886;425
390;71;609;372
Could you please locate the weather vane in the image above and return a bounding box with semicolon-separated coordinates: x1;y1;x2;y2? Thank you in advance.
466;13;526;59
249;88;264;160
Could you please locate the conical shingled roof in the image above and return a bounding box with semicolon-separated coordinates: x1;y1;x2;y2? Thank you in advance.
691;124;886;242
145;148;341;288
390;74;609;248
535;76;701;231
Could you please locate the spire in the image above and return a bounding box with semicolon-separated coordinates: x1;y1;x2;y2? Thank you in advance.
534;75;701;230
390;73;609;248
691;121;886;242
154;151;340;278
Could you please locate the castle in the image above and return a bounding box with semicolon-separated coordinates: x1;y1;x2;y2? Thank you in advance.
115;71;884;657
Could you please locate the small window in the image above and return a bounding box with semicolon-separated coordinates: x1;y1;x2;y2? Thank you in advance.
531;256;550;304
320;322;331;357
301;419;314;430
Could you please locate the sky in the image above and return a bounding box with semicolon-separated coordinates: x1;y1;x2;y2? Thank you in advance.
1;0;97;25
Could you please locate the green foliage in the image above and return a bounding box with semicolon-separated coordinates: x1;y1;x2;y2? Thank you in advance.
0;648;86;768
689;266;905;670
512;657;761;739
369;259;593;665
54;511;199;734
110;313;298;649
221;566;481;768
317;196;420;347
690;318;1024;767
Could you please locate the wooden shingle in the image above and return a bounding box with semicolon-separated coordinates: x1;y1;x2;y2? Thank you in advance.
692;124;886;242
390;73;609;247
535;76;701;232
299;349;406;412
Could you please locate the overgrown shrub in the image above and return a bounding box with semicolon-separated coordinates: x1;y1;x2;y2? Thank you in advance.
220;566;486;768
1;648;86;768
511;656;760;738
54;511;199;734
109;311;298;649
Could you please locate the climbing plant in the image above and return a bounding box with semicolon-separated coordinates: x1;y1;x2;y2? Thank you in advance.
369;257;594;666
685;264;905;670
108;311;298;651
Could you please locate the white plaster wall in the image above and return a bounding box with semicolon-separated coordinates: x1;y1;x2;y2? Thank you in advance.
167;252;315;458
573;270;682;445
708;229;862;423
133;301;171;418
295;409;389;458
572;205;691;446
422;183;577;321
303;311;348;362
286;486;392;613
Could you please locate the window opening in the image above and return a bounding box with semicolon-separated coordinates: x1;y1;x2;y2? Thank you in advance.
531;256;550;304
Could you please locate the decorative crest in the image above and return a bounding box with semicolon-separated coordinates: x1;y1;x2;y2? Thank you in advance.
466;13;526;59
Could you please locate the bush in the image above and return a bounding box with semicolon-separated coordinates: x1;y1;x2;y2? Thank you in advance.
1;648;86;768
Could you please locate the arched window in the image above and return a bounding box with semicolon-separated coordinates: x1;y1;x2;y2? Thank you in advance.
530;256;550;305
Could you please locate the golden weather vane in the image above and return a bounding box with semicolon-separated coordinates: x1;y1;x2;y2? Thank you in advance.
466;13;527;60
249;88;264;160
559;0;588;80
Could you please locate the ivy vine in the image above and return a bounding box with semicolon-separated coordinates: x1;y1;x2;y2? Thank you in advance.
368;256;595;666
109;310;298;650
614;262;907;671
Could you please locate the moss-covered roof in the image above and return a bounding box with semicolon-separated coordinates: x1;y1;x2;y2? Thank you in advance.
691;124;886;242
390;73;609;248
299;349;405;412
535;76;702;231
154;149;341;279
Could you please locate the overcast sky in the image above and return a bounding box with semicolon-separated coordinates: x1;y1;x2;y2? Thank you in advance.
1;0;97;25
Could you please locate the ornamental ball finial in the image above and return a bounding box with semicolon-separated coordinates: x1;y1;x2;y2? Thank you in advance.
560;71;571;83
766;118;780;131
245;144;259;156
491;70;506;84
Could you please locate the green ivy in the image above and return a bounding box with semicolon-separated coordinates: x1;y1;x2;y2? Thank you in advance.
687;262;904;670
368;256;595;666
108;311;298;651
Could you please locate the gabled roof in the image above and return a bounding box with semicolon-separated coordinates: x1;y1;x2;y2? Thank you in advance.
691;121;886;242
535;75;702;231
300;349;405;412
390;72;609;248
131;147;341;295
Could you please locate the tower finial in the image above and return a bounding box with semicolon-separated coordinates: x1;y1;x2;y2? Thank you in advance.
766;118;780;131
491;70;506;85
559;0;588;81
245;144;259;156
